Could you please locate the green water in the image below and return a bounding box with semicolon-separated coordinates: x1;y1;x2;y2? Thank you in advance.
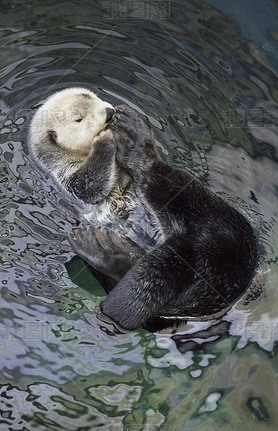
0;0;278;430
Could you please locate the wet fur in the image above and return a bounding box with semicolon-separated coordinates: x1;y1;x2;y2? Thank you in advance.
68;106;259;331
28;91;258;331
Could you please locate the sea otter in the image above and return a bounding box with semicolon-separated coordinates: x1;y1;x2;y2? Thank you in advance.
28;87;259;331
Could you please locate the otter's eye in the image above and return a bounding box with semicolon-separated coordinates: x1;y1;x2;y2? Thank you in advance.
75;118;83;123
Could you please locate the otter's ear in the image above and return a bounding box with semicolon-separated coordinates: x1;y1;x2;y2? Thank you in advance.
47;130;57;143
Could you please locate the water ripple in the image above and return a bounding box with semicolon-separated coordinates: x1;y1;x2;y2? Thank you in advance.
0;0;278;429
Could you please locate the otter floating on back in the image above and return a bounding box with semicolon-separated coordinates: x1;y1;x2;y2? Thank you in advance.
28;87;259;331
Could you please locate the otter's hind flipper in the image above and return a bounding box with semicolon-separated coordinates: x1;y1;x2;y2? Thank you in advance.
100;236;196;330
68;226;144;281
100;228;258;331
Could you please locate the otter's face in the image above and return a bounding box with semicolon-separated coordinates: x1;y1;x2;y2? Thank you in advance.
33;87;115;154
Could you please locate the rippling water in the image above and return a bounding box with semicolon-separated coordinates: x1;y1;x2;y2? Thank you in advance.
1;0;278;430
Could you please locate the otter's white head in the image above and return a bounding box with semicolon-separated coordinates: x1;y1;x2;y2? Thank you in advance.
30;87;115;154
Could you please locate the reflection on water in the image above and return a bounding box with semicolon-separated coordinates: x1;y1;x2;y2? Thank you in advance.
0;0;278;429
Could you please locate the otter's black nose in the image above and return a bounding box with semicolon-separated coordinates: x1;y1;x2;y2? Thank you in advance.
105;107;115;123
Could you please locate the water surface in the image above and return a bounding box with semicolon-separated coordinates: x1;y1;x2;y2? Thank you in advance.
0;1;278;430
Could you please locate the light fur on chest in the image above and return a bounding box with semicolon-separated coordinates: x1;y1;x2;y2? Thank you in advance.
82;184;165;249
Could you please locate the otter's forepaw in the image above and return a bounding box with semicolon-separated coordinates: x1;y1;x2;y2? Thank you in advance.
91;131;116;158
110;105;158;176
94;129;113;141
113;105;151;141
